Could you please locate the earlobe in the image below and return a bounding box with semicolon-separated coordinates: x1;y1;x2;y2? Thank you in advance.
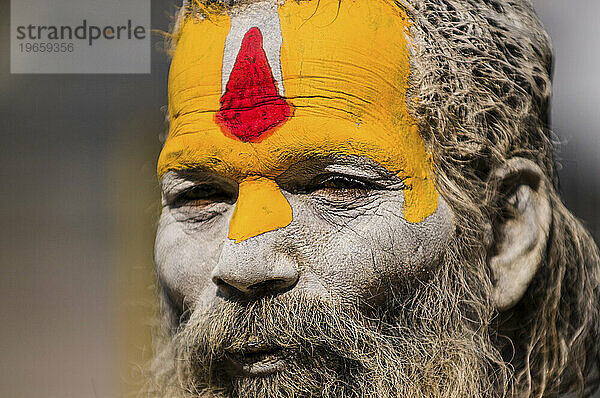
489;158;552;311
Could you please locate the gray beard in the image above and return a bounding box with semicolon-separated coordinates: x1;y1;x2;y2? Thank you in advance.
146;253;509;397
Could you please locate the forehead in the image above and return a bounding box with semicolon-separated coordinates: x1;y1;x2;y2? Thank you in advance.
158;0;438;225
159;0;421;174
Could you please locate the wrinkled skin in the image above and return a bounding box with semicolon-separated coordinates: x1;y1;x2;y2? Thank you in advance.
155;156;454;313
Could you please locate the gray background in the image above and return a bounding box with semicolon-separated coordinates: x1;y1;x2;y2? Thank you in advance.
0;0;598;396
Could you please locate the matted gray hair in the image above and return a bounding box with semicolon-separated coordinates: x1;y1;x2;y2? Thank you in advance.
405;1;600;396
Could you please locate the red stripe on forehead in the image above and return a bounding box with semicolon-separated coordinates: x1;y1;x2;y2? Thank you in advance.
215;27;292;143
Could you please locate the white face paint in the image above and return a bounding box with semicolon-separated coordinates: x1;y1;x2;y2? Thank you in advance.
221;1;285;95
155;156;455;320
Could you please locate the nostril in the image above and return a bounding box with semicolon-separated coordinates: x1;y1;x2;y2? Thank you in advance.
212;275;226;288
248;277;297;295
212;276;246;298
212;276;296;298
212;275;237;292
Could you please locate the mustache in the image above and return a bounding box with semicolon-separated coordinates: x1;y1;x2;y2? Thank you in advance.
179;293;391;367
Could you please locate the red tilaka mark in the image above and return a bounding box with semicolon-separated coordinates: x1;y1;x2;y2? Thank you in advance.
215;27;292;142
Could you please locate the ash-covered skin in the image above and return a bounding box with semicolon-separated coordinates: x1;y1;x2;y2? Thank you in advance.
155;156;454;313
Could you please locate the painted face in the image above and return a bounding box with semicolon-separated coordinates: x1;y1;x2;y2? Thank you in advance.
155;0;454;319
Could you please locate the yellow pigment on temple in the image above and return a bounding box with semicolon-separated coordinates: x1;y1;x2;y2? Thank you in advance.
158;0;439;242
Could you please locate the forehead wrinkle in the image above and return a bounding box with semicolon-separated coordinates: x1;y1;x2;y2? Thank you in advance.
278;2;414;128
170;140;409;182
170;79;219;100
168;75;221;119
285;75;379;100
280;67;405;124
306;58;404;94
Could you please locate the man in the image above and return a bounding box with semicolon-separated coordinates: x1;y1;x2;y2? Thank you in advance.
148;0;600;396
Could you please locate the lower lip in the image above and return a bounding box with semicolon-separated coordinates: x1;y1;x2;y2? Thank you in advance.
229;350;288;376
243;355;286;376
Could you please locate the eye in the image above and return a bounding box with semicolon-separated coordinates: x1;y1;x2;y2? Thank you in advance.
182;185;220;200
319;175;367;190
311;174;374;201
173;184;232;207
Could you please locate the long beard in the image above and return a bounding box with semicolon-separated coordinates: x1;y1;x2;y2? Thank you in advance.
147;251;509;398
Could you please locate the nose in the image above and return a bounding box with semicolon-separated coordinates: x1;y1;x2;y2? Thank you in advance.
211;240;299;297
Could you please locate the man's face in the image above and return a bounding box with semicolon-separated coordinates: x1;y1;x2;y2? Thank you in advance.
154;0;460;395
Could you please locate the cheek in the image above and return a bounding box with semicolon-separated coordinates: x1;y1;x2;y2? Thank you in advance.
296;194;455;303
154;209;228;305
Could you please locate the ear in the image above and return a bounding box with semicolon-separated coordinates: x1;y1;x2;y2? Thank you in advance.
489;157;552;311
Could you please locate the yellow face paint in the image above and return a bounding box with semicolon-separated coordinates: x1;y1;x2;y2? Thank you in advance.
158;0;438;242
229;176;293;243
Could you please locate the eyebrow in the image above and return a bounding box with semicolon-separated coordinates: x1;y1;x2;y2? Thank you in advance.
161;154;403;190
274;155;404;187
160;170;230;196
322;160;399;180
290;155;398;175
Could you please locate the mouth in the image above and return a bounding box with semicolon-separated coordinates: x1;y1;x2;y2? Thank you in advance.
225;344;288;376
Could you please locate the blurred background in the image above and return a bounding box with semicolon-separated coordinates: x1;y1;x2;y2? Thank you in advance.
0;0;598;397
